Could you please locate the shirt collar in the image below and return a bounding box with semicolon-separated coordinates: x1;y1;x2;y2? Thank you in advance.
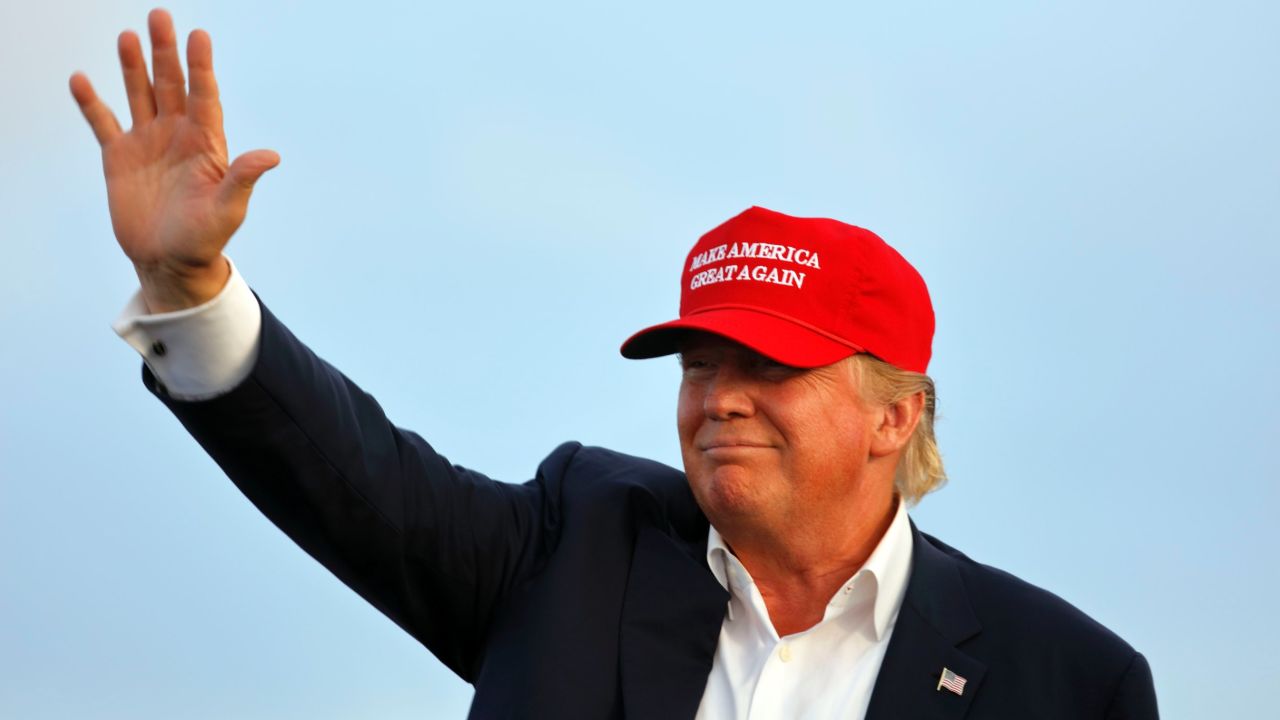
860;496;914;640
705;496;914;641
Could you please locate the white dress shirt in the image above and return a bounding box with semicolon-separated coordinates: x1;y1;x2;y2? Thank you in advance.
113;257;915;717
696;499;913;720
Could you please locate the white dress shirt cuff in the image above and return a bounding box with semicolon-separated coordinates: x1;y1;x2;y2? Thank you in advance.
111;256;262;401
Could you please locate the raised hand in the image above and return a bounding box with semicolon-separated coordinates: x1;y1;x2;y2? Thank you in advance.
70;8;279;312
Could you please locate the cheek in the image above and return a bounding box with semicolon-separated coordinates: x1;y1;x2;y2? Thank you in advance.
775;399;873;474
676;386;700;446
807;411;874;474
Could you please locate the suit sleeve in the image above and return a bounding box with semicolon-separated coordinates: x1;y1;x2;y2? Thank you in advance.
1105;651;1160;720
141;294;568;682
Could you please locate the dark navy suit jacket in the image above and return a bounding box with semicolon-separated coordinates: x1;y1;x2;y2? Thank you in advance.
143;299;1159;719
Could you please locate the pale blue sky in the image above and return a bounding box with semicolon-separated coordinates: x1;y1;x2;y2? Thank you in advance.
2;1;1277;718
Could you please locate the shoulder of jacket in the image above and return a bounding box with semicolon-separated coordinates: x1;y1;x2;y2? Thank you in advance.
535;442;705;538
921;532;1139;662
539;441;685;488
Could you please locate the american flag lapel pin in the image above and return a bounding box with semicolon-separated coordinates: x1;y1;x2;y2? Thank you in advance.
937;667;967;696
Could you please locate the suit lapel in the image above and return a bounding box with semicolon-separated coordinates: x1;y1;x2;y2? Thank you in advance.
619;525;728;720
865;523;986;720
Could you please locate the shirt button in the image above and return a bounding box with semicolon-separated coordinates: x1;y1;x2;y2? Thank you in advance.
779;645;793;663
151;341;168;357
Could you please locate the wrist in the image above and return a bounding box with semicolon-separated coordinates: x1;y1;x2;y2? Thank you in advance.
135;257;231;313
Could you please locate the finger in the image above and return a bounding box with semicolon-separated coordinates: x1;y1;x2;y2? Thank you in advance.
118;30;157;127
186;29;222;130
148;8;186;116
218;149;281;211
69;73;123;146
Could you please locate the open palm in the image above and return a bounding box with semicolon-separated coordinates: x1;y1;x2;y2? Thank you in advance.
71;8;278;309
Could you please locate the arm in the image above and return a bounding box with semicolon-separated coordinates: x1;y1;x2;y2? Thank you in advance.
76;9;559;678
144;293;564;679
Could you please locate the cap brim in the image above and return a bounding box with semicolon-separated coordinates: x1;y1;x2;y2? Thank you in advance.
619;307;863;369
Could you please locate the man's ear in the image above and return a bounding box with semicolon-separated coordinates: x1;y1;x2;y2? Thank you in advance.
869;390;925;458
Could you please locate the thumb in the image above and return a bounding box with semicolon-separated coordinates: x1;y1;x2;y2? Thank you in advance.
219;149;281;210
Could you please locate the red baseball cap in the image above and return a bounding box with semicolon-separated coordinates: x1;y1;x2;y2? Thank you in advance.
620;206;935;373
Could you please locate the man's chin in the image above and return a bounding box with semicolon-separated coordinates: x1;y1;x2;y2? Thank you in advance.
687;466;775;525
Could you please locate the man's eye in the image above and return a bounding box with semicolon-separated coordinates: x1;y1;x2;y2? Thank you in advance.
679;355;713;373
755;357;799;378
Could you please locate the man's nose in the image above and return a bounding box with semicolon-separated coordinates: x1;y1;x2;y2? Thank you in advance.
703;367;755;420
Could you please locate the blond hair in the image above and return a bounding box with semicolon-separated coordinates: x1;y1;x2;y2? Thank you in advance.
848;354;946;505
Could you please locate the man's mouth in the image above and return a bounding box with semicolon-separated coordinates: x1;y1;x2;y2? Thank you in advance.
700;440;772;452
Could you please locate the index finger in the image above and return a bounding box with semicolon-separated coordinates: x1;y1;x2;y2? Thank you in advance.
186;29;222;130
69;72;123;146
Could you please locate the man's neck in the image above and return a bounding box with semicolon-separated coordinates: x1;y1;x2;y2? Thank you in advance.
721;493;900;637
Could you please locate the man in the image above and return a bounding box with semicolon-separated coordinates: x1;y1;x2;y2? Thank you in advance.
72;9;1158;719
